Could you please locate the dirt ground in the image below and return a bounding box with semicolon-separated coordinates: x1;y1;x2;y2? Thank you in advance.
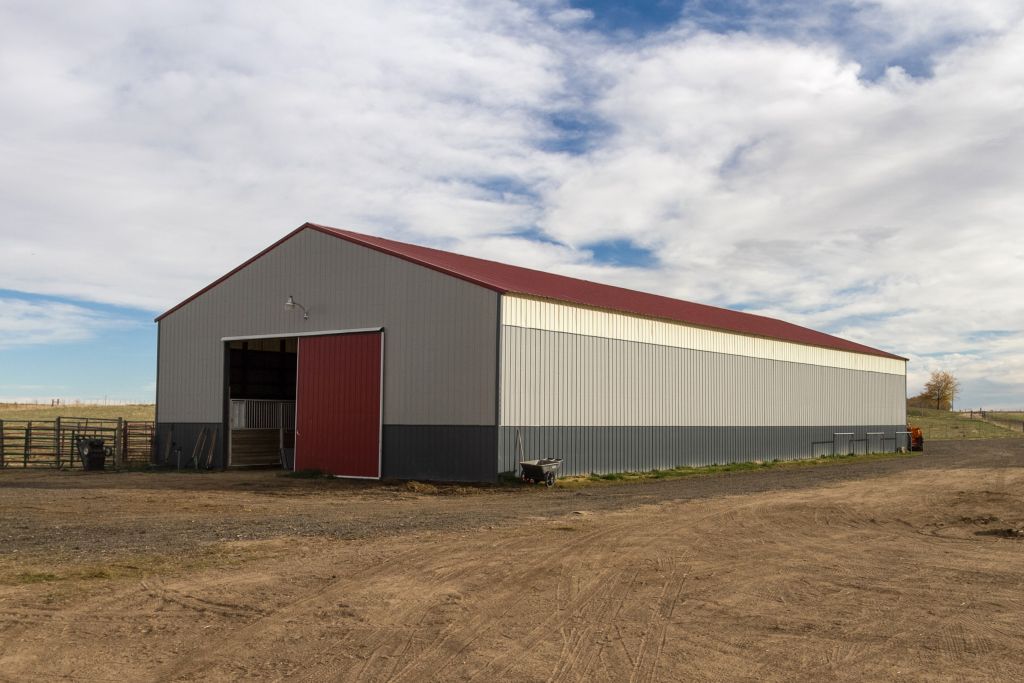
1;441;1023;682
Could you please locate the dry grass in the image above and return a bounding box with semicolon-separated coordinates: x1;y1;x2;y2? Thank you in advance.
980;412;1024;434
0;403;155;422
908;407;1024;439
0;542;287;587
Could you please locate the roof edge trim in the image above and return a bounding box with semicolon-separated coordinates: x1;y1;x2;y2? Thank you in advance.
306;223;508;294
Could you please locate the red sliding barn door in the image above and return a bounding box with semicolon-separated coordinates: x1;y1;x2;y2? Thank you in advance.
294;332;383;478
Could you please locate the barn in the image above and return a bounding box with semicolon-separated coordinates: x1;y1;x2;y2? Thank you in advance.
154;222;907;481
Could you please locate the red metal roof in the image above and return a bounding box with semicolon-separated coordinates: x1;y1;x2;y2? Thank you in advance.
157;222;905;361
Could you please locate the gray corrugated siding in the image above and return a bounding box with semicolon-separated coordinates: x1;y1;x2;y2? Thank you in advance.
500;326;906;427
498;425;906;476
154;422;225;469
157;228;498;426
382;426;497;482
498;325;907;476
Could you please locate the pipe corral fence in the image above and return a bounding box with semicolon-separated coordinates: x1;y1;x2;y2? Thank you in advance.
0;418;154;469
811;430;911;457
961;410;1024;433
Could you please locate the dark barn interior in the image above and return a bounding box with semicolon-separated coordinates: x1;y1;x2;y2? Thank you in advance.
227;338;296;467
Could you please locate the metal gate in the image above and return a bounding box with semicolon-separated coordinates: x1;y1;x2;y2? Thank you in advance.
0;418;154;468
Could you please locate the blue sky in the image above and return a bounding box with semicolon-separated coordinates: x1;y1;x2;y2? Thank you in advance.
570;1;685;35
1;0;1023;407
0;290;155;402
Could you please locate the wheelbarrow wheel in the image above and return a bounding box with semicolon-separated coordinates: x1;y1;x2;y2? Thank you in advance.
544;472;555;487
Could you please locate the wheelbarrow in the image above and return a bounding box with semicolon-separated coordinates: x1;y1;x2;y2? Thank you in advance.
519;458;562;487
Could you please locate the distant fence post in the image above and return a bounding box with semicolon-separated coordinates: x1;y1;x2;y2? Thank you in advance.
66;427;73;468
55;416;61;468
0;419;4;468
24;421;31;467
116;417;124;469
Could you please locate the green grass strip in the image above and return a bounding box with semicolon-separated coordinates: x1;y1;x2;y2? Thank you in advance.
556;450;921;488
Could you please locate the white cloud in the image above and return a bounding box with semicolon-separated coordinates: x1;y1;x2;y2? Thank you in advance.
548;8;594;26
531;17;1024;405
850;0;1024;47
0;298;114;349
0;1;1022;406
0;0;571;308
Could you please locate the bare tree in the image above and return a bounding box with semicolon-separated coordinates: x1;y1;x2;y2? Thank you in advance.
921;370;961;410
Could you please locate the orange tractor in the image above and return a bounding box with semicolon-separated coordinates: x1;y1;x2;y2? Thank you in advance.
907;425;924;451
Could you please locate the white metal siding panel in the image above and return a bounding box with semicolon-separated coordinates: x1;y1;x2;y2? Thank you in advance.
500;326;906;427
502;294;905;376
158;229;497;425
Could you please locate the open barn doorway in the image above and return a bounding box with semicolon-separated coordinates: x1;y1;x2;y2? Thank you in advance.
226;337;296;468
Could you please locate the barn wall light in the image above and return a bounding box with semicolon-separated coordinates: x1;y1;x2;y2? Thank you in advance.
284;295;309;320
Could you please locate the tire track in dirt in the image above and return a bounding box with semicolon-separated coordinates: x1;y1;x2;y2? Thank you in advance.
629;562;688;683
368;520;636;683
5;441;1024;681
465;501;767;683
158;516;638;682
0;606;145;628
143;544;433;682
544;567;638;683
140;579;266;619
475;564;626;681
346;518;643;683
466;542;657;680
295;547;552;680
631;496;880;681
581;564;649;682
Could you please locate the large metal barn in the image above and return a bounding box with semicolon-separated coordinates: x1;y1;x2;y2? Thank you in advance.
154;222;907;481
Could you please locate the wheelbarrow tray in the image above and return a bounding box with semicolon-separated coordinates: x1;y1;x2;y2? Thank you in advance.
519;458;562;483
